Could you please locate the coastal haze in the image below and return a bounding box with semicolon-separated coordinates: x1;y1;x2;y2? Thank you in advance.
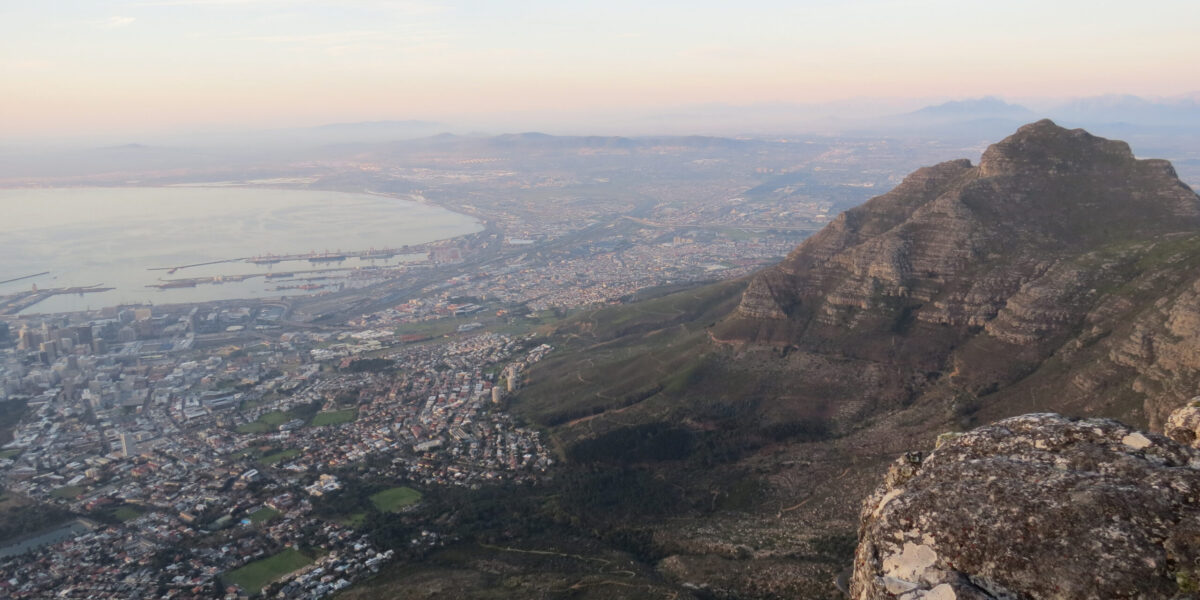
3;1;1200;599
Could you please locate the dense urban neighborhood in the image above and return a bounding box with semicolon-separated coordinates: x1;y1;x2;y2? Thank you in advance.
0;292;561;597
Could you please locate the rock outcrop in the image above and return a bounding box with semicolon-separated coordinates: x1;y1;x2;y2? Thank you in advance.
713;120;1200;430
851;413;1200;599
1167;399;1200;449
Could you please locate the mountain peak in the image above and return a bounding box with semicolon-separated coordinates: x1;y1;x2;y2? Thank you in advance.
716;123;1200;416
978;118;1134;177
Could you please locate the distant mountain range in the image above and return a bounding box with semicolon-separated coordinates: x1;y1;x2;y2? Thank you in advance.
878;94;1200;134
5;96;1197;184
904;97;1036;121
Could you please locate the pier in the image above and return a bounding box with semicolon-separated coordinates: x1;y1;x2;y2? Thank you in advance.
151;245;426;274
146;267;355;290
147;258;247;274
246;246;417;265
0;284;115;315
0;272;50;286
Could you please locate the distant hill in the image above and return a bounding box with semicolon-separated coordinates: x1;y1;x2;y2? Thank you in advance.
847;97;1042;139
905;96;1035;121
1048;93;1200;128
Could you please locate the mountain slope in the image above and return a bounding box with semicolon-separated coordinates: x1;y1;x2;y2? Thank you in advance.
499;120;1200;598
715;119;1200;428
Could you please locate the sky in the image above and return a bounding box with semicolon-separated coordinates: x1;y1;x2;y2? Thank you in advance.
2;0;1199;139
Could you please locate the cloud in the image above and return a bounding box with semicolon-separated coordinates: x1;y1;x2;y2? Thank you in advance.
102;16;136;28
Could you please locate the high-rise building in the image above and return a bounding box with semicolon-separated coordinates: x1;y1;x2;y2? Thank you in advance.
17;325;36;350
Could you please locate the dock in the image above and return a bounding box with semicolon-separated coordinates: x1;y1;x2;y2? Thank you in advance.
148;243;442;275
146;267;355;290
246;246;416;265
0;272;50;286
0;285;115;315
147;258;247;274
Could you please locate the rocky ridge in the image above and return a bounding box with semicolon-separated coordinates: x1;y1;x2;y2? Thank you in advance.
715;120;1200;430
851;413;1200;600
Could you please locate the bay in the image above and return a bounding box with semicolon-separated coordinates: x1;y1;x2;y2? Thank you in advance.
0;187;482;313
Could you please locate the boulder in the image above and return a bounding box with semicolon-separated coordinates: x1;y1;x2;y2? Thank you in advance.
851;413;1200;599
1167;399;1200;449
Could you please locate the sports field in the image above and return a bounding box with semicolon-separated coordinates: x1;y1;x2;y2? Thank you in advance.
369;486;422;512
224;548;312;593
247;507;280;524
260;449;300;465
311;409;357;426
236;411;291;434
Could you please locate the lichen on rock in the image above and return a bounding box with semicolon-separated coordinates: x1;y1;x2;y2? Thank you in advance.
850;413;1200;599
1167;398;1200;449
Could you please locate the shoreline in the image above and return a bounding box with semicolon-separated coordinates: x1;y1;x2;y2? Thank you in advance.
0;186;485;316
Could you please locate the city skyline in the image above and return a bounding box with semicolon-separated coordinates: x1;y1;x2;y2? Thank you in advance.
3;0;1199;139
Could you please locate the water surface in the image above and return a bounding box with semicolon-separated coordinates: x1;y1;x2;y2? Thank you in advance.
0;187;481;313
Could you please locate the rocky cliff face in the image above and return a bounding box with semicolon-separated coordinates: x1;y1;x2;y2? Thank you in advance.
851;413;1200;600
715;120;1200;430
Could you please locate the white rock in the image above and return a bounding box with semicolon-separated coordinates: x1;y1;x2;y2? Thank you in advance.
1121;432;1153;450
882;542;938;582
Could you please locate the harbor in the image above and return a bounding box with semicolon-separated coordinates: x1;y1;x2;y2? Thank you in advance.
149;246;428;273
0;285;116;316
0;187;483;314
145;267;356;290
144;247;431;277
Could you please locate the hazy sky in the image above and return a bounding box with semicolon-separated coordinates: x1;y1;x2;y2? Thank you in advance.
3;0;1198;138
